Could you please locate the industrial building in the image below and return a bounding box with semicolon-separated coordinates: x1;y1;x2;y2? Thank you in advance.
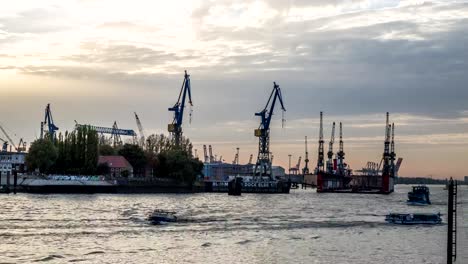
0;151;27;175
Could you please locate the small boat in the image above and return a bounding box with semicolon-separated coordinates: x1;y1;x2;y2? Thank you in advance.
385;213;442;225
148;210;177;225
407;185;431;205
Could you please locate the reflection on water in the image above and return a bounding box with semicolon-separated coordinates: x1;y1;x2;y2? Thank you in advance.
0;185;465;263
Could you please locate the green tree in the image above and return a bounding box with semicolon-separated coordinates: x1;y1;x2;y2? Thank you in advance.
118;144;146;177
155;149;203;183
26;139;58;173
99;144;116;156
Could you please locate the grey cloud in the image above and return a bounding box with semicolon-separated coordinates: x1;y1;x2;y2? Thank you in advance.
0;8;70;34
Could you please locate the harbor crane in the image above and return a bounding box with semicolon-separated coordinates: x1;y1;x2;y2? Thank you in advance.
316;112;325;173
134;112;145;148
326;122;336;174
248;154;253;165
168;70;193;147
203;145;209;163
40;103;59;140
0;138;8;152
233;147;239;165
0;124;17;151
336;122;345;175
390;123;396;176
253;82;286;179
302;136;310;174
209;145;214;163
381;113;392;177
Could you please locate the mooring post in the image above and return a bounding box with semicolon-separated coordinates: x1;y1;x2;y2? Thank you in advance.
447;178;457;264
13;170;17;194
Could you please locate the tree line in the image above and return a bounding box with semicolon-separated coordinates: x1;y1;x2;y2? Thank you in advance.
26;130;203;183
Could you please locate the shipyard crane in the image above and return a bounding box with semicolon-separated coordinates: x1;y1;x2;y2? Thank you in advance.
326;122;336;173
296;156;302;170
381;113;392;177
248;154;253;165
233;147;239;165
336;122;345;176
0;124;17;151
303;136;310;174
209;145;214;163
40;103;59;140
390;123;396;176
316;112;325;173
134;112;145;148
0;138;8;152
168;70;193;147
17;138;27;152
203;145;209;163
253;82;286;179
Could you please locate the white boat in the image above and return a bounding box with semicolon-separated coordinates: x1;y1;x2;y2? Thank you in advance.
385;213;442;225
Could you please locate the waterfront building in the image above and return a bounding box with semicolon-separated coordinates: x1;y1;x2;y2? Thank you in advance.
0;151;27;175
98;156;133;178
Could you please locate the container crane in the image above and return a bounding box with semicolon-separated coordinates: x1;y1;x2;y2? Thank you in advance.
253;82;286;179
40;103;59;140
336;122;345;176
326;122;336;174
134;112;145;148
316;112;325;173
303;136;310;174
168;70;193;147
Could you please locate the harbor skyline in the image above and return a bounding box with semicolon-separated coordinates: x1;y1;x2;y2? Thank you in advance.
1;0;467;179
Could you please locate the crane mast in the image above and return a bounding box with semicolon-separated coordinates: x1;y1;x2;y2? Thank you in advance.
316;112;325;173
134;112;145;148
233;147;239;165
296;156;302;170
209;145;214;163
382;112;391;176
203;145;209;163
248;154;253;164
253;82;286;179
303;136;310;174
327;122;336;173
168;70;193;147
336;122;345;175
390;123;396;176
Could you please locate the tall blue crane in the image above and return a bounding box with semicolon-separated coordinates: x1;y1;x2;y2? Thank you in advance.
253;82;286;179
168;70;193;147
40;103;59;140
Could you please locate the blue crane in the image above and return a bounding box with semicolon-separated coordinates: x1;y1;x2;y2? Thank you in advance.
253;82;286;179
168;70;193;147
40;103;59;140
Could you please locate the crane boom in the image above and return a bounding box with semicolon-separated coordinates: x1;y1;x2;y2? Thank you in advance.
41;103;59;139
134;112;145;148
253;82;286;179
0;124;17;150
168;70;193;147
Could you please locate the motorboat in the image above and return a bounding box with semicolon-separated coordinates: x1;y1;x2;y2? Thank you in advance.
407;185;431;205
385;213;442;225
148;210;177;225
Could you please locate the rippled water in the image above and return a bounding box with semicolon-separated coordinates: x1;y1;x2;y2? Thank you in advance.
0;185;466;263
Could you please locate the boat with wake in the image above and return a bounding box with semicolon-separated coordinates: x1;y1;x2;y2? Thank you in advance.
148;210;177;225
407;185;431;205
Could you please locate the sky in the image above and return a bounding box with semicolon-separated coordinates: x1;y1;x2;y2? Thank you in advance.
1;0;467;179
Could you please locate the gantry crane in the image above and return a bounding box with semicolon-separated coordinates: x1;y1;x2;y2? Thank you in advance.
134;112;145;148
303;136;310;174
75;121;136;147
336;122;345;175
316;112;325;173
40;103;59;140
168;70;193;147
253;82;286;179
326;122;336;173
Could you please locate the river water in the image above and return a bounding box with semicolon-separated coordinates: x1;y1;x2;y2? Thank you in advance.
0;185;466;264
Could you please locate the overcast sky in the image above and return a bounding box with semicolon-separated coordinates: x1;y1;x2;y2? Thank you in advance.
1;0;467;179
